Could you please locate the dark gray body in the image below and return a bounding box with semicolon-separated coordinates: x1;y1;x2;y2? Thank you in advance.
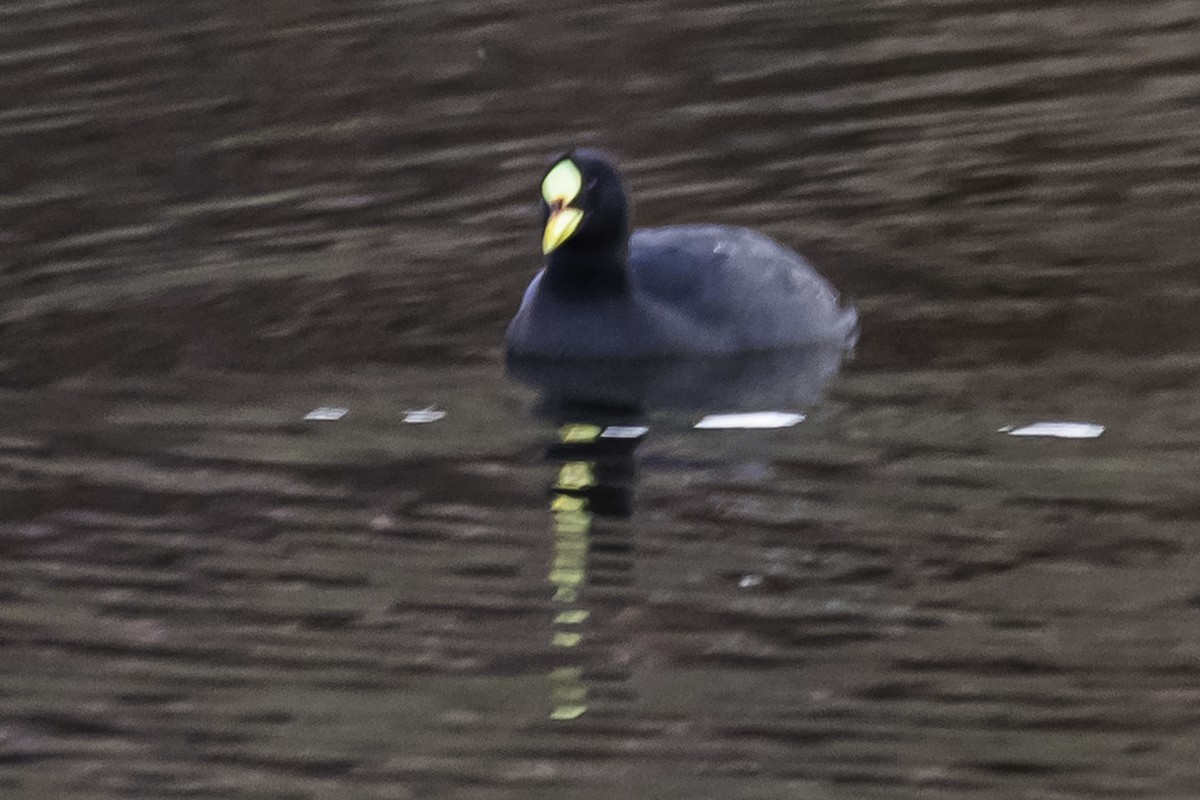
505;225;858;358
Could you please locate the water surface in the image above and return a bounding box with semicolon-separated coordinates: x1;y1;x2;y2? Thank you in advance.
3;1;1200;798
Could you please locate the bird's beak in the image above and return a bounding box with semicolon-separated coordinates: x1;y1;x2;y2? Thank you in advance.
543;201;583;254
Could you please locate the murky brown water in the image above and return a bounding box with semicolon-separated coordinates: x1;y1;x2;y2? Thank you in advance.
3;1;1200;798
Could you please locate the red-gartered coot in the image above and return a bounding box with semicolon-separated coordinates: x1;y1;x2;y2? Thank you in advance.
505;150;858;358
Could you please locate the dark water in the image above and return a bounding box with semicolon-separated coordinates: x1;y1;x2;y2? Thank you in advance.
3;1;1200;798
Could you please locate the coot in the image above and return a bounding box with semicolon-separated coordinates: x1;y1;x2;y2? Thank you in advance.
505;150;857;358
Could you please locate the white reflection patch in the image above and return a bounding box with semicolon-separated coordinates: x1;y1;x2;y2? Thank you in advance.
304;406;347;421
694;412;806;430
404;407;446;424
738;574;764;589
601;426;649;439
999;422;1105;439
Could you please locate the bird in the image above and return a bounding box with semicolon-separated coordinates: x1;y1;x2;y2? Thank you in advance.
505;149;858;359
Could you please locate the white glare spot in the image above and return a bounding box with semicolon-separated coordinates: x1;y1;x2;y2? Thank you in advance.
1000;422;1105;439
304;407;347;421
404;407;446;424
601;426;649;439
738;574;764;589
695;412;806;430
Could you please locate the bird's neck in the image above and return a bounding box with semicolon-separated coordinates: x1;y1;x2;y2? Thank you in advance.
543;243;630;296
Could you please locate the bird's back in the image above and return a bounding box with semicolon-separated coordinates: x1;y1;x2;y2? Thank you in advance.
628;225;857;352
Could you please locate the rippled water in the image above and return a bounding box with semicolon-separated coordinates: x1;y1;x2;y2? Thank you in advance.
3;1;1200;798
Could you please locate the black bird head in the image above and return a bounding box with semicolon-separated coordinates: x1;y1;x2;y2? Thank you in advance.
539;149;630;260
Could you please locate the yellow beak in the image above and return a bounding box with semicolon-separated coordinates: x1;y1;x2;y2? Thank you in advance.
543;206;584;254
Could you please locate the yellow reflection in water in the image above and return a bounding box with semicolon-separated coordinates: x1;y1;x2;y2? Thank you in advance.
549;667;587;721
547;425;602;719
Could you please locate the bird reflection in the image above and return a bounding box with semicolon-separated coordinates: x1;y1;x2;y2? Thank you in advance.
508;343;849;421
513;346;851;720
545;422;643;721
